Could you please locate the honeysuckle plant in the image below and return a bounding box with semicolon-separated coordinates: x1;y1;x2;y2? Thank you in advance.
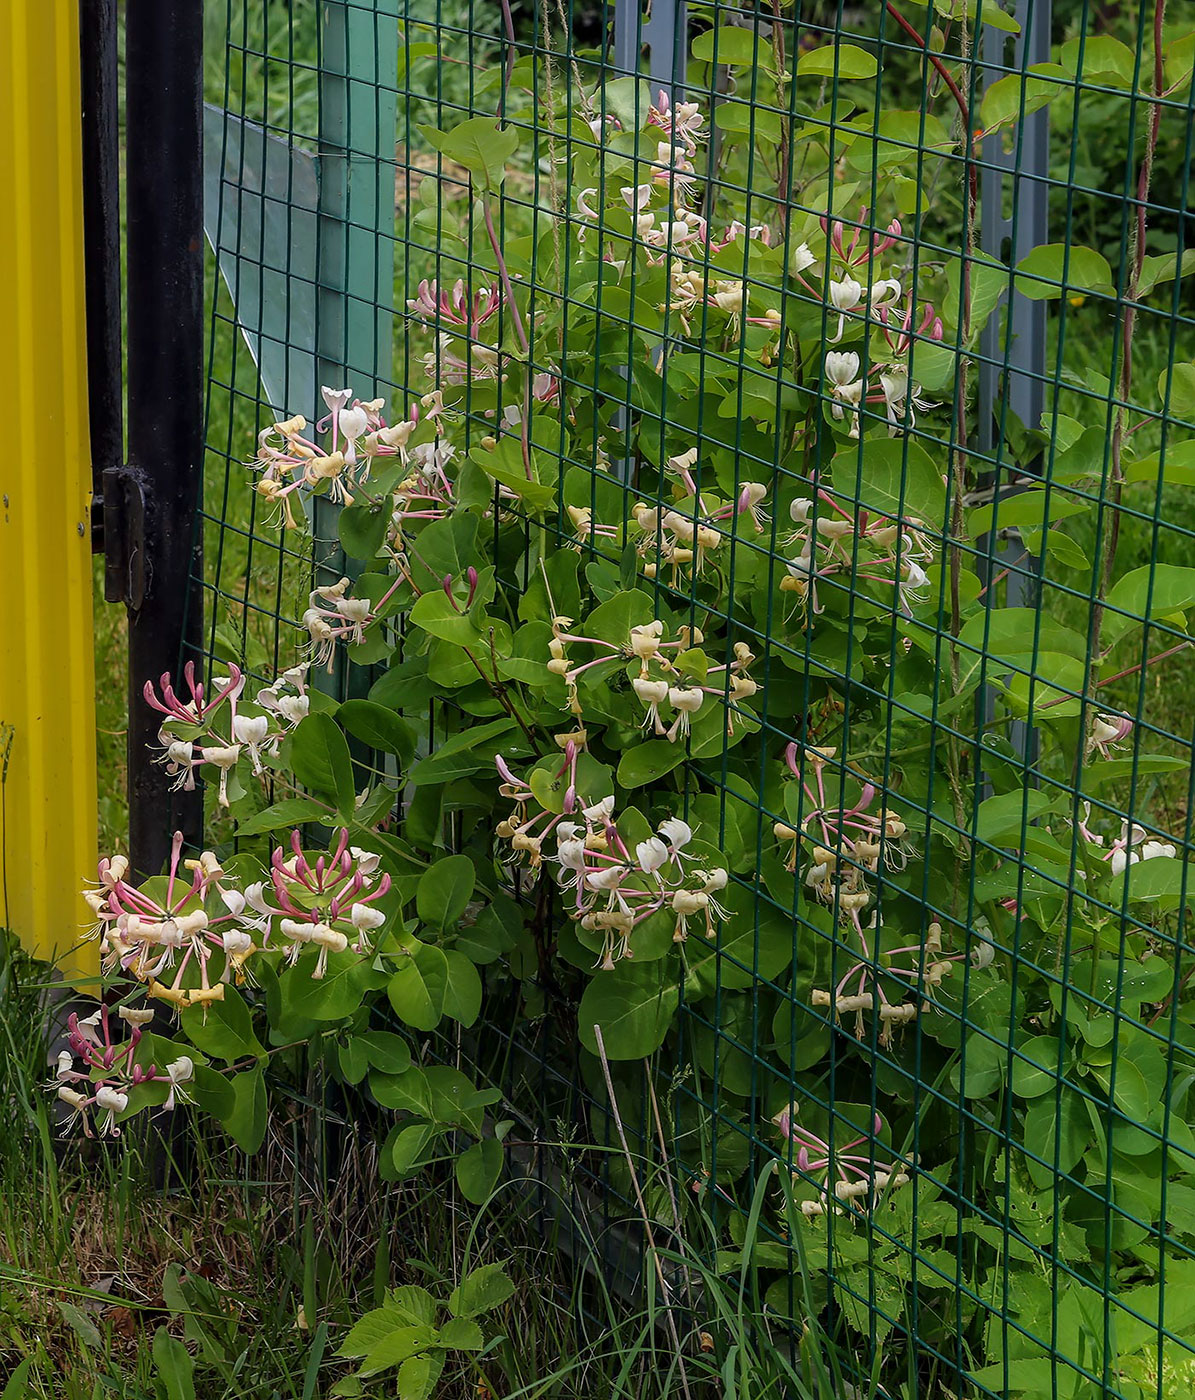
64;12;1195;1392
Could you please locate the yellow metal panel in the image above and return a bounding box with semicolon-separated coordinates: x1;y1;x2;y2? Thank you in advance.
0;2;99;985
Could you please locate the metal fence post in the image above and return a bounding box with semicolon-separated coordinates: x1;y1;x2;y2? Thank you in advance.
124;1;205;876
977;0;1051;769
313;0;398;704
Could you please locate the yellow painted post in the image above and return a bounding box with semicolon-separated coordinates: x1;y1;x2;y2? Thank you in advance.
0;4;99;985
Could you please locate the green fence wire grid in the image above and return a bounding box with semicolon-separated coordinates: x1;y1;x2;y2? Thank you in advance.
198;2;1195;1396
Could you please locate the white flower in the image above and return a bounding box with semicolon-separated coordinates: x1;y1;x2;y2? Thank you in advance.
219;888;247;918
791;243;816;273
665;687;704;741
277;694;310;725
636;838;670;874
232;714;271;773
75;1010;104;1046
971;939;995;969
620;183;653;211
232;715;269;745
824;352;864;427
828;276;862;341
201;743;242;809
585;865;627;892
350;902;386;932
168;1055;194;1083
659;818;692;853
557;837;588;877
1141;840;1177;861
95;1084;128;1122
583;795;616;826
350;847;381;876
338;404;369;441
321;385;352;414
629;621;665;660
222;929;254;956
117;1006;155;1027
825;350;861;388
633;677;670;735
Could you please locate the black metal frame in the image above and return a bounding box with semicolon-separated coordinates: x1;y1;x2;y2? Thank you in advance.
81;0;206;877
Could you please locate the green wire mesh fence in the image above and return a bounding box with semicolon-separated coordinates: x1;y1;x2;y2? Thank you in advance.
199;1;1195;1394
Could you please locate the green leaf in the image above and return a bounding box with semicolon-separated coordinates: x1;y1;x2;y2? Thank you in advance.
1013;242;1114;300
388;944;449;1031
340;1306;408;1358
337;700;416;767
974;789;1056;847
1060;34;1138;87
1159;361;1195;421
417;853;475;930
397;1351;445;1400
449;1263;515;1318
1010;1036;1063;1099
442;950;483;1027
153;1327;196;1400
235;797;332;836
831;437;947;528
455;1138;503;1204
691;24;772;68
617;739;687;788
979;64;1067;132
281;951;378;1023
291;712;356;815
360;1324;438;1377
391;1122;439;1175
419;116;518;189
409;591;485;647
358;1030;412;1075
578;959;678;1060
181;988;264;1062
437;1317;485;1351
470;440;557;513
796;42;878;79
0;1361;31;1400
338;501;390;560
1103;562;1195;644
220;1065;268;1153
1138;248;1195;298
408;719;525;786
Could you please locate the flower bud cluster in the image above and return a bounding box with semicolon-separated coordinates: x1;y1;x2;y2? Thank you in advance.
84;828;389;1009
773;1103;911;1220
780;494;934;620
494;748;729;969
50;1004;195;1139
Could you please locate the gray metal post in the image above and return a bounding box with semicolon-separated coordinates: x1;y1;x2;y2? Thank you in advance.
315;0;399;701
613;0;687;97
978;0;1051;767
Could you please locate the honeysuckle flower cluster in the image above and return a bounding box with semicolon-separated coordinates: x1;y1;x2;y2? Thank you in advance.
253;383;456;526
50;1004;194;1138
546;613;757;736
84;827;389;1007
1077;808;1179;879
494;745;728;967
146;659;306;808
780;491;935;620
624;449;771;583
810;917;977;1046
303;575;403;671
774;1104;910;1218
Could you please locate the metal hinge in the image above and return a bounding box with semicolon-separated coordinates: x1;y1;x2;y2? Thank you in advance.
101;464;149;609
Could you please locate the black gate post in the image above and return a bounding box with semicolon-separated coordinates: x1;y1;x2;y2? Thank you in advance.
123;1;205;877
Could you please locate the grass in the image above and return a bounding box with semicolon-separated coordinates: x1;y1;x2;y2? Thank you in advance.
0;935;862;1400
